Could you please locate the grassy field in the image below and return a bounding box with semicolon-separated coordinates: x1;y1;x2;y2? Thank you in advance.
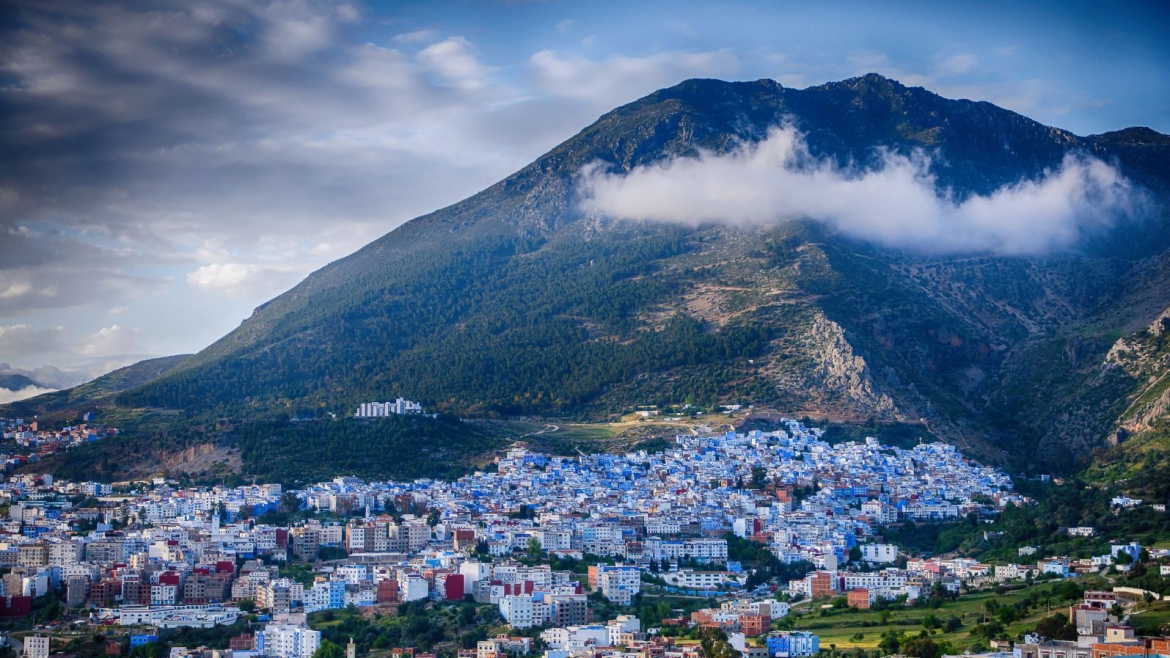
785;583;1087;652
1129;599;1170;635
494;417;714;456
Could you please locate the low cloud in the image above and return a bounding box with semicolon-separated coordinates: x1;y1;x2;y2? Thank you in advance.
0;386;57;404
579;126;1146;255
0;363;88;390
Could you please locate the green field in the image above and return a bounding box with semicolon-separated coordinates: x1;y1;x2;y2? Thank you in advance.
786;582;1094;652
1129;599;1170;635
495;419;692;456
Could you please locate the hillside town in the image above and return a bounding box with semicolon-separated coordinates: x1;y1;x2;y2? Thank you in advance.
0;416;118;466
0;421;1166;658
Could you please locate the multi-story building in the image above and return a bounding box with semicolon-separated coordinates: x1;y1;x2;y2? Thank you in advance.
592;565;640;606
24;635;50;658
499;594;546;629
258;624;321;658
766;631;820;658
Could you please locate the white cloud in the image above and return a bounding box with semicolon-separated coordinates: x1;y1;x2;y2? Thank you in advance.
935;53;979;76
528;49;741;106
187;263;263;293
0;386;57;404
579;126;1146;255
186;262;301;299
0;324;69;356
393;29;436;44
336;4;359;23
417;37;494;89
555;19;575;34
258;4;337;62
78;325;141;357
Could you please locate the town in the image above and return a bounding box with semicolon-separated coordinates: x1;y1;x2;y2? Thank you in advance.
0;420;1166;658
0;416;118;467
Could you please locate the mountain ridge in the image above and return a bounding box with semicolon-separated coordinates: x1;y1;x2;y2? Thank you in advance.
6;73;1170;481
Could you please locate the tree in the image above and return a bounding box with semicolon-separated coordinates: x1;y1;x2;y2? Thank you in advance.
698;628;741;658
427;510;441;527
848;545;862;564
312;640;345;658
750;466;768;489
238;599;256;613
280;492;301;515
526;537;544;560
878;630;902;656
902;636;941;658
1034;613;1076;636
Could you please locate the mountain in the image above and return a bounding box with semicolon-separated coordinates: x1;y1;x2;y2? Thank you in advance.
3;355;191;419
8;74;1170;482
0;373;40;392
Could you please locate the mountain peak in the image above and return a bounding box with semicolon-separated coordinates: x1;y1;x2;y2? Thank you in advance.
830;72;909;92
1090;126;1170;144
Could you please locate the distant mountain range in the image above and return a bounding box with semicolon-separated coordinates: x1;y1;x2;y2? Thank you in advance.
6;73;1170;483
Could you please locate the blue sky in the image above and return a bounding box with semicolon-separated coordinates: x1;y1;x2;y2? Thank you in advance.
0;0;1167;396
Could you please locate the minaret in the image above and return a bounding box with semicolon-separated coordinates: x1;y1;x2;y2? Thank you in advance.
347;638;356;658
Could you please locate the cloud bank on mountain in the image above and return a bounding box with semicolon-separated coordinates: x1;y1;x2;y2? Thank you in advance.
579;126;1148;255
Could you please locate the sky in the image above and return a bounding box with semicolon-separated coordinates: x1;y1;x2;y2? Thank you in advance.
0;0;1168;397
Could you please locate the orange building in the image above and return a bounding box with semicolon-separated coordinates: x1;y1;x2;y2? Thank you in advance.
741;613;768;637
847;589;873;610
1091;644;1144;658
810;571;837;599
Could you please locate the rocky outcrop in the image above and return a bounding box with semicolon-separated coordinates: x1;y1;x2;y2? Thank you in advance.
156;442;242;477
806;314;898;416
767;310;899;420
1113;315;1170;435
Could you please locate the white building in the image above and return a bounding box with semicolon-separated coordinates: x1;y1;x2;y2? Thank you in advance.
398;574;429;602
665;570;734;590
595;565;641;605
460;561;491;594
860;543;898;564
355;399;423;418
259;624;322;658
540;625;609;650
608;615;641;645
500;594;545;629
24;636;49;658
